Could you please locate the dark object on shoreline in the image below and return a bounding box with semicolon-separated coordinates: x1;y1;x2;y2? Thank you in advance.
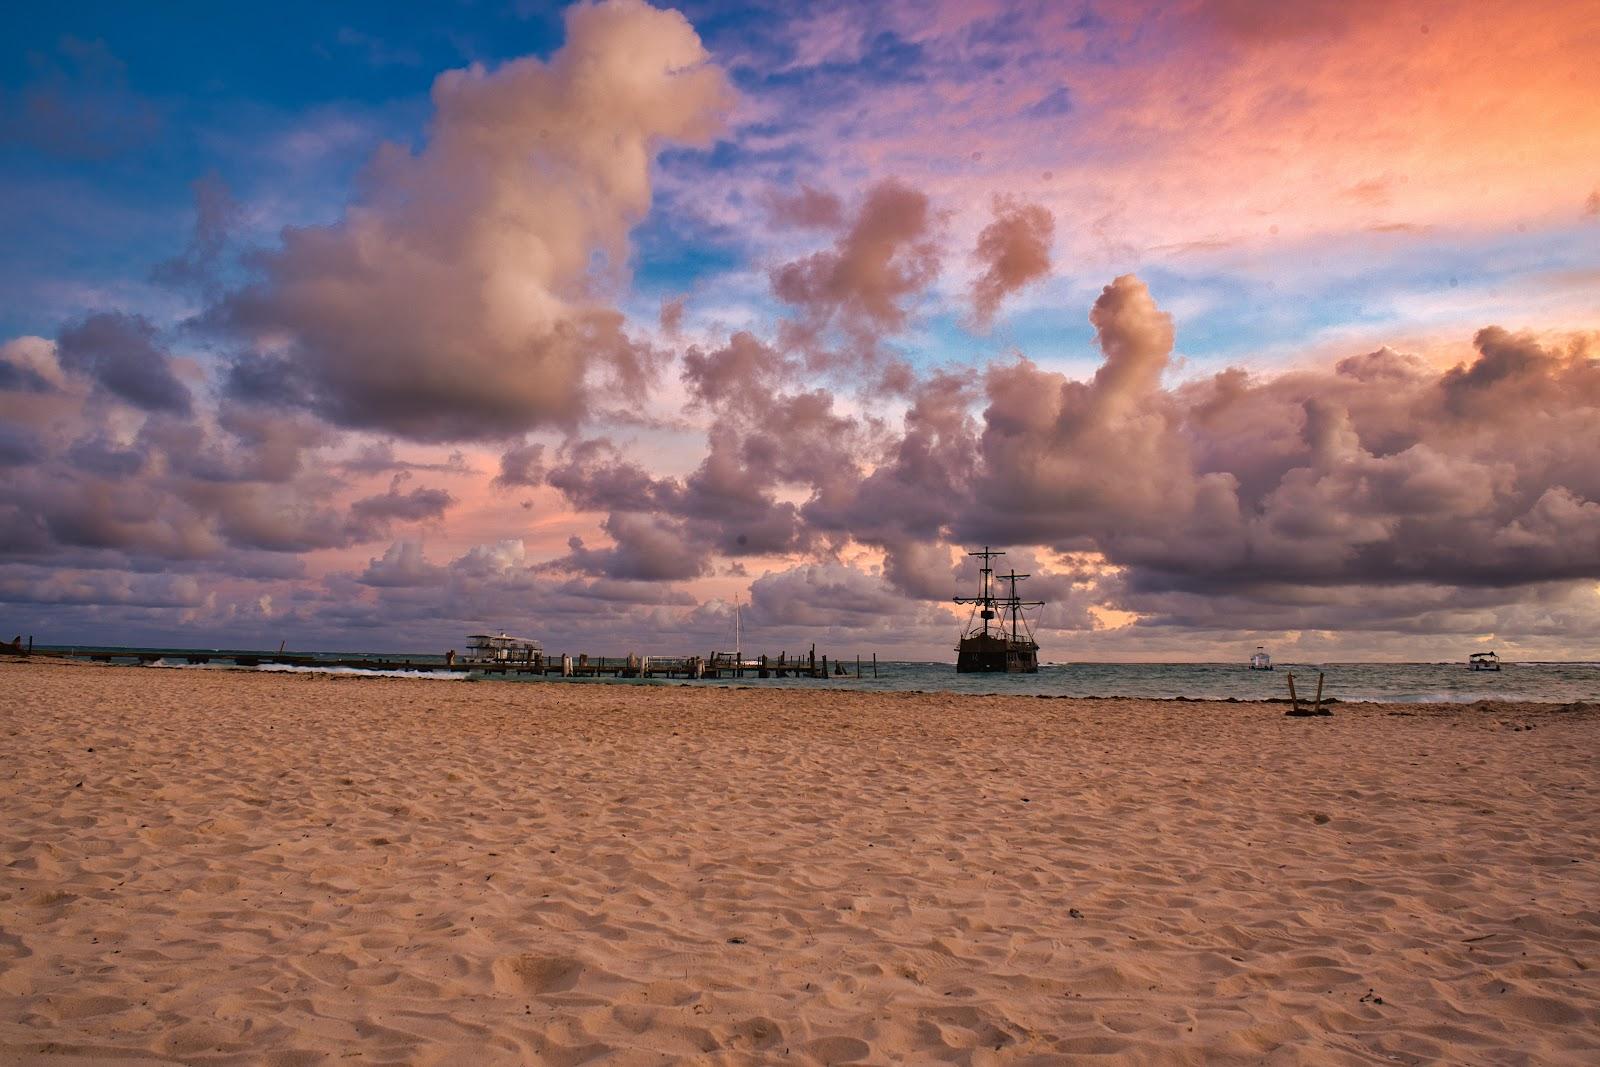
1285;671;1331;716
954;546;1043;673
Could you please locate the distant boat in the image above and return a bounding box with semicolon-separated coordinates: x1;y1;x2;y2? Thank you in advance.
463;631;542;665
953;546;1042;673
1249;647;1273;671
1469;650;1501;672
710;596;761;669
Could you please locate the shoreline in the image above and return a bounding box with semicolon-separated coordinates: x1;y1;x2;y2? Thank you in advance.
4;659;1597;1064
12;655;1600;709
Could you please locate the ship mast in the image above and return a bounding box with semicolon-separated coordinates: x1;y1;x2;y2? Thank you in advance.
954;546;1006;637
999;569;1043;644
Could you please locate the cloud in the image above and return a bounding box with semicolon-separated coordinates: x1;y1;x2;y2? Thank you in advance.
150;172;239;294
214;0;734;441
0;337;62;394
358;540;446;587
0;568;205;608
970;196;1054;326
770;178;942;361
557;511;708;581
348;474;455;531
0;424;42;467
493;442;546;489
1;37;161;161
766;184;844;228
55;312;192;415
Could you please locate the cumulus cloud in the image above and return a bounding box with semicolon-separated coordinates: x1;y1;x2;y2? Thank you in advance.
771;178;942;362
358;540;446;588
214;0;734;441
970;197;1054;326
0;337;62;394
55;312;192;415
772;272;1600;646
558;511;708;581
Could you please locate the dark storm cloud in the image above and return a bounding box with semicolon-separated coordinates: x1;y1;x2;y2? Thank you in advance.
55;312;192;415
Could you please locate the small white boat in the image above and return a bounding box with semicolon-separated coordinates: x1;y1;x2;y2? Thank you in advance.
710;596;761;669
1469;651;1501;672
1249;647;1273;671
463;631;543;665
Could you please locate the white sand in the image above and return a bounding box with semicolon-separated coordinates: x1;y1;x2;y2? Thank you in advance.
3;658;1598;1065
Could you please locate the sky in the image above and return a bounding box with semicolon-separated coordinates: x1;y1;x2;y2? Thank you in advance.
2;0;1599;661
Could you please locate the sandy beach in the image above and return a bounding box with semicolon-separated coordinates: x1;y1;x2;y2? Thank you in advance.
2;659;1597;1065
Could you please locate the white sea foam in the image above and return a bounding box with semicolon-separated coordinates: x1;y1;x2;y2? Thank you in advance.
255;663;466;680
147;659;464;680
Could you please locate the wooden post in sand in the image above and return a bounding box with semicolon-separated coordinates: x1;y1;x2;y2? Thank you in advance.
856;654;860;678
1286;671;1332;717
872;652;877;678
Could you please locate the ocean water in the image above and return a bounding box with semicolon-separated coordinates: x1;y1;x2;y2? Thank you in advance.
717;660;1600;704
58;647;1600;704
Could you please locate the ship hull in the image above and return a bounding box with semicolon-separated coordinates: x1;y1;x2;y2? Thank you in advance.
956;634;1039;673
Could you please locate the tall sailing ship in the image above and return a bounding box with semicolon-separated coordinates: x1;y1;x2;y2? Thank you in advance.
953;546;1043;673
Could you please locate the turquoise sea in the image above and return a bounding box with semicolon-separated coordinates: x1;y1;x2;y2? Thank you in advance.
41;647;1600;704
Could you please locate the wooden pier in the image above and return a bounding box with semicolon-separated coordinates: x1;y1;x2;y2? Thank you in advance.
28;644;881;681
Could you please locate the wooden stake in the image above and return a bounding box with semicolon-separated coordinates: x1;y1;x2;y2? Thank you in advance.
1287;672;1299;714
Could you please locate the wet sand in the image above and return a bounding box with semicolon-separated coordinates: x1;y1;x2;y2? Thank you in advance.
3;658;1598;1065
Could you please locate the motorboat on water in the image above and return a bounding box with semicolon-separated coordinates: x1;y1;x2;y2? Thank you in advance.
1469;651;1501;672
1249;647;1273;670
462;631;543;665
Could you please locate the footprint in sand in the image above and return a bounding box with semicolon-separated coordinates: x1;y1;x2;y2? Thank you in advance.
494;953;585;994
803;1035;871;1063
